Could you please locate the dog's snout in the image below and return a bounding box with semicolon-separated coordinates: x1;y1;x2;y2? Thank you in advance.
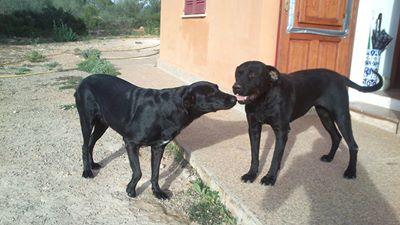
232;83;242;94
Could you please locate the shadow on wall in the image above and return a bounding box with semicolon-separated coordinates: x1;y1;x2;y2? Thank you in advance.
383;0;400;89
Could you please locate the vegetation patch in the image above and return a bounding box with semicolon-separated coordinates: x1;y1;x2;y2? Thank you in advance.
77;55;119;76
0;1;159;38
166;142;184;163
52;21;78;42
60;103;76;110
25;50;46;63
45;62;60;70
188;179;236;225
80;48;101;59
15;67;32;75
54;76;83;90
0;6;87;38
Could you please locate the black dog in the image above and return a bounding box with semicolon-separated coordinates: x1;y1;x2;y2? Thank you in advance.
232;61;382;185
75;74;236;199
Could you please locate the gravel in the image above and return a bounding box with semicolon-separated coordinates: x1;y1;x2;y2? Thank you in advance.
0;41;198;225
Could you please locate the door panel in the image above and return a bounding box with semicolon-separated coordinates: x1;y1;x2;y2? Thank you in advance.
287;40;310;72
277;0;359;76
298;0;346;27
317;41;339;70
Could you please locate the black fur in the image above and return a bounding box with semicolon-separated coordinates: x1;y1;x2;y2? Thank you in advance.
232;61;382;185
75;74;236;199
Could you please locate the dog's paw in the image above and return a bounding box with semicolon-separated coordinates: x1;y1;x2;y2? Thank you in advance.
82;170;94;178
343;168;357;179
241;172;257;183
91;163;101;170
260;175;276;186
153;190;170;200
320;154;334;162
126;188;137;198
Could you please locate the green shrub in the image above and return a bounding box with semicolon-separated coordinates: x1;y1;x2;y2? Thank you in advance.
55;76;83;90
77;56;119;76
81;48;101;59
0;1;161;38
45;62;60;70
189;179;236;225
166;142;184;163
15;67;32;75
0;6;87;38
25;51;46;62
52;21;78;42
60;103;76;110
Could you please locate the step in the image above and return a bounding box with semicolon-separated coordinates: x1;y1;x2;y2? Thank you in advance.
350;102;400;134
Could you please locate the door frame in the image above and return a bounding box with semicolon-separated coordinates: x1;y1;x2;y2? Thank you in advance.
275;0;360;75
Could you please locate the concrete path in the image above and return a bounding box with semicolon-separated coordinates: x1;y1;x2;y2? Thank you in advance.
115;53;400;225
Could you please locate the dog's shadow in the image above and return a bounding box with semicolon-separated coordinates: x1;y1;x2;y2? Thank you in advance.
91;112;399;224
173;114;399;224
175;113;324;178
94;144;186;196
260;117;400;225
93;113;320;194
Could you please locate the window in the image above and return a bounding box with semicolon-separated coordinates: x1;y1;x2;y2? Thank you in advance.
184;0;206;16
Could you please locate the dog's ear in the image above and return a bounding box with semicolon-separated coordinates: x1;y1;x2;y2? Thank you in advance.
269;70;279;81
266;66;280;82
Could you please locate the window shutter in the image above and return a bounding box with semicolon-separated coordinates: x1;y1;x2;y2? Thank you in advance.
184;0;195;15
194;0;206;14
184;0;206;15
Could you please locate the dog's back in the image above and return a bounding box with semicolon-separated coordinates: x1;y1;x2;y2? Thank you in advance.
75;74;142;133
75;74;138;106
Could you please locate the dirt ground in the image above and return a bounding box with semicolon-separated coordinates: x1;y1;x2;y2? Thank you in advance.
0;38;199;225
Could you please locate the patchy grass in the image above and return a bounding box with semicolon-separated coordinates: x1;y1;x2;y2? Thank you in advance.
73;48;82;55
189;179;236;225
44;62;60;70
54;76;83;90
15;67;32;75
80;48;101;59
25;50;46;63
52;21;78;42
166;142;184;163
22;63;34;68
77;55;119;76
0;66;32;75
60;103;76;110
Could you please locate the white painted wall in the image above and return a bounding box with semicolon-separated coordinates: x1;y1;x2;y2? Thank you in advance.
349;0;400;110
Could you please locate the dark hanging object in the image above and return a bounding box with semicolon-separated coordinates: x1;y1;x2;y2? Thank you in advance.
371;13;393;51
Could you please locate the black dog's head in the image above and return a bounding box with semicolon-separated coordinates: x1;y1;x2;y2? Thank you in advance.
232;61;280;104
183;81;236;114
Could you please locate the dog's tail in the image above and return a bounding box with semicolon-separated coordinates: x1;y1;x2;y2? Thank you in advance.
344;70;383;92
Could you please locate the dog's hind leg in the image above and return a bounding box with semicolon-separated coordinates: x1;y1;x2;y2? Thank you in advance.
316;106;342;162
125;141;142;198
88;120;108;170
77;110;95;178
150;144;169;200
335;112;358;179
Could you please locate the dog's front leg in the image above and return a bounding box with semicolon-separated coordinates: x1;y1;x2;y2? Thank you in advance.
261;128;288;186
242;113;262;183
150;144;169;200
125;141;142;198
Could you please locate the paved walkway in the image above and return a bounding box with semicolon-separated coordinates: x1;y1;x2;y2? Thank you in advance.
115;54;400;225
